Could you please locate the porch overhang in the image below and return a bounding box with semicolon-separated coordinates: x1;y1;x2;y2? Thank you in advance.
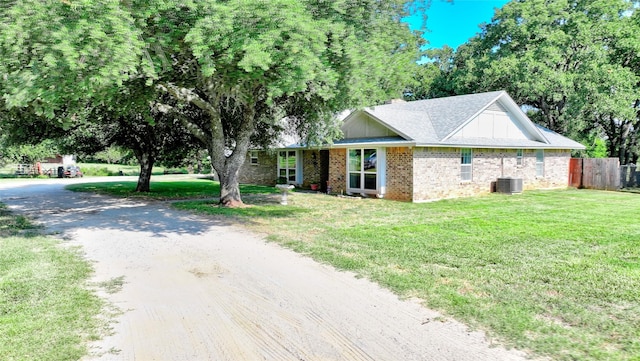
328;136;414;149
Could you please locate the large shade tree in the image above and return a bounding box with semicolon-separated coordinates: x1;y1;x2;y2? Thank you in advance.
416;0;639;161
0;0;424;206
146;1;423;205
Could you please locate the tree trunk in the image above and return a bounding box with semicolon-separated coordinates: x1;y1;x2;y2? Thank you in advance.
218;165;244;207
135;151;155;192
209;105;256;207
159;82;256;206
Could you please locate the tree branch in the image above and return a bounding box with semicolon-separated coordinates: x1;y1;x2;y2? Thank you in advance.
157;82;217;116
154;102;209;146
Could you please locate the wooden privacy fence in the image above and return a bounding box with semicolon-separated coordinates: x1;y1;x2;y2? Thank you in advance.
569;158;621;191
620;164;639;188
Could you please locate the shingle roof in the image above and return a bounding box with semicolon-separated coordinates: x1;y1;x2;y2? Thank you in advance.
367;91;505;141
357;91;585;150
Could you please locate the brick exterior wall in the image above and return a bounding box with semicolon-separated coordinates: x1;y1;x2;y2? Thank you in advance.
327;148;347;194
413;147;463;201
385;147;413;201
524;150;571;189
238;151;277;185
412;147;571;202
301;150;322;187
239;147;571;200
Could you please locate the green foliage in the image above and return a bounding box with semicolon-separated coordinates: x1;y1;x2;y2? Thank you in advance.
0;0;142;117
1;1;424;203
586;135;609;158
92;146;131;165
148;0;423;202
0;137;57;165
404;46;457;100
419;0;640;162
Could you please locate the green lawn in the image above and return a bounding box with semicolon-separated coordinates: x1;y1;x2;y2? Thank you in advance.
77;163;191;177
67;181;640;361
0;162;191;178
66;178;277;200
0;203;104;361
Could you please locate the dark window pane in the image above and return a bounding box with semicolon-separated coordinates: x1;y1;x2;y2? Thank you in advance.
364;174;377;190
349;173;361;189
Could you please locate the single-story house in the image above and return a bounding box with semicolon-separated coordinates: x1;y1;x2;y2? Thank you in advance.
239;91;585;202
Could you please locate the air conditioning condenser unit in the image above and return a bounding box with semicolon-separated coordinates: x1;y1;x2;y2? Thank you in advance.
496;177;523;194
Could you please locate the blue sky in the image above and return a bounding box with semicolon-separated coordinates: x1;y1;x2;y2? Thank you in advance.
405;0;510;50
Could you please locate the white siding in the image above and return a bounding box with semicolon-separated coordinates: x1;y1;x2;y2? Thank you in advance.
343;113;398;138
451;101;530;140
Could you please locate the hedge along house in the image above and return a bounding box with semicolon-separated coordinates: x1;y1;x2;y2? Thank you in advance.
238;91;585;202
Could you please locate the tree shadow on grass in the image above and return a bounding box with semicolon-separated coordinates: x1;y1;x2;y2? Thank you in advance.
1;182;306;240
172;193;310;222
1;183;231;238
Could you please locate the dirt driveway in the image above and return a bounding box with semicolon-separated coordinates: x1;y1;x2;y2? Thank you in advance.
0;178;530;361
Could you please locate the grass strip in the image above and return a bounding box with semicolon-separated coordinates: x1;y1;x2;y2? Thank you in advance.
66;178;277;200
0;203;103;361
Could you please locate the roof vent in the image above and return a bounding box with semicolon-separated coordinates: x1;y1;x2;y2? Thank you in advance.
496;177;523;194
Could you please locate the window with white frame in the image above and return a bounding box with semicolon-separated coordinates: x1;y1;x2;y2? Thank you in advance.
460;148;473;181
250;151;259;165
348;148;378;191
278;151;297;183
536;149;544;177
516;149;523;167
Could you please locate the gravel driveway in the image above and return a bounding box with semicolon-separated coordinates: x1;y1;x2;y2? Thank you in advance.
0;178;530;361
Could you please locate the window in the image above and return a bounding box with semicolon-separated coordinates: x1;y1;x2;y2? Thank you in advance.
536;149;544;177
278;151;297;183
516;149;523;167
348;148;377;191
250;151;259;165
461;148;472;181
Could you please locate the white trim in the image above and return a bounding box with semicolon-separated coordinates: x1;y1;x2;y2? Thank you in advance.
441;92;549;144
535;149;545;177
516;149;523;167
460;148;473;182
443;92;505;141
277;150;300;185
249;150;259;165
415;143;573;150
346;147;384;196
329;140;415;148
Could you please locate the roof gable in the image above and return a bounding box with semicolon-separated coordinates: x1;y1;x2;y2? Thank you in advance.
448;98;544;142
368;91;506;141
337;91;584;150
342;111;400;139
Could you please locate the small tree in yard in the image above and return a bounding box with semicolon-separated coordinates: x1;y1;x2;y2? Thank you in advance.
0;1;424;206
58;87;205;192
1;85;202;192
